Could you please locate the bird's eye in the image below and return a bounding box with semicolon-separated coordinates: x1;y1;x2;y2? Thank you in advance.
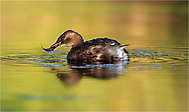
64;37;71;43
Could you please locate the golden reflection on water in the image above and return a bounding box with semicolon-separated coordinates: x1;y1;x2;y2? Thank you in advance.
1;1;188;111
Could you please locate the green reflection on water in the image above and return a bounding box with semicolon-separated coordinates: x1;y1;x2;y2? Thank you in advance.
1;1;188;111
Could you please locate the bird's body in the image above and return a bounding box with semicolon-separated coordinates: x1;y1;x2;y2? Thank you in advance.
67;38;128;64
44;30;129;65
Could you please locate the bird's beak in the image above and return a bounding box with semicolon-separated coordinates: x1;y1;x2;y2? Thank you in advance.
43;33;65;52
43;41;62;52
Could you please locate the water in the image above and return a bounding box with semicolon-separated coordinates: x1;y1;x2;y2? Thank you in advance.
1;1;188;111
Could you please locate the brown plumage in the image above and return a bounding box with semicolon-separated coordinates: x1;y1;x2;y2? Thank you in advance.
43;30;129;65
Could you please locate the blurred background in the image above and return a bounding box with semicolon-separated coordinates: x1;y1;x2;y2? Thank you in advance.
1;1;188;111
1;1;188;51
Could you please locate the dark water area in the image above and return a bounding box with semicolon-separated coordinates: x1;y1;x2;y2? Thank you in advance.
1;1;188;111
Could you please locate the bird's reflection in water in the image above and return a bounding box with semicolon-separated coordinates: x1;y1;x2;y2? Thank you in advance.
56;69;82;87
51;61;129;87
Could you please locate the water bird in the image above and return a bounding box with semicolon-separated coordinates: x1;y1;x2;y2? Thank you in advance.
43;30;129;65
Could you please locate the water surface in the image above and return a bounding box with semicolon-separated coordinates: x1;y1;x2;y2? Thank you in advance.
1;1;188;111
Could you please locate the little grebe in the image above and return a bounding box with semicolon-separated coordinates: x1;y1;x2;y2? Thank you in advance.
43;30;129;65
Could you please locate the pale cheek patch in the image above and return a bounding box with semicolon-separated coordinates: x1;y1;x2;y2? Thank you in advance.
61;44;72;47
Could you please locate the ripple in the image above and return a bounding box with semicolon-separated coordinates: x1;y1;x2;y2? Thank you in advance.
41;64;65;67
1;48;188;70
